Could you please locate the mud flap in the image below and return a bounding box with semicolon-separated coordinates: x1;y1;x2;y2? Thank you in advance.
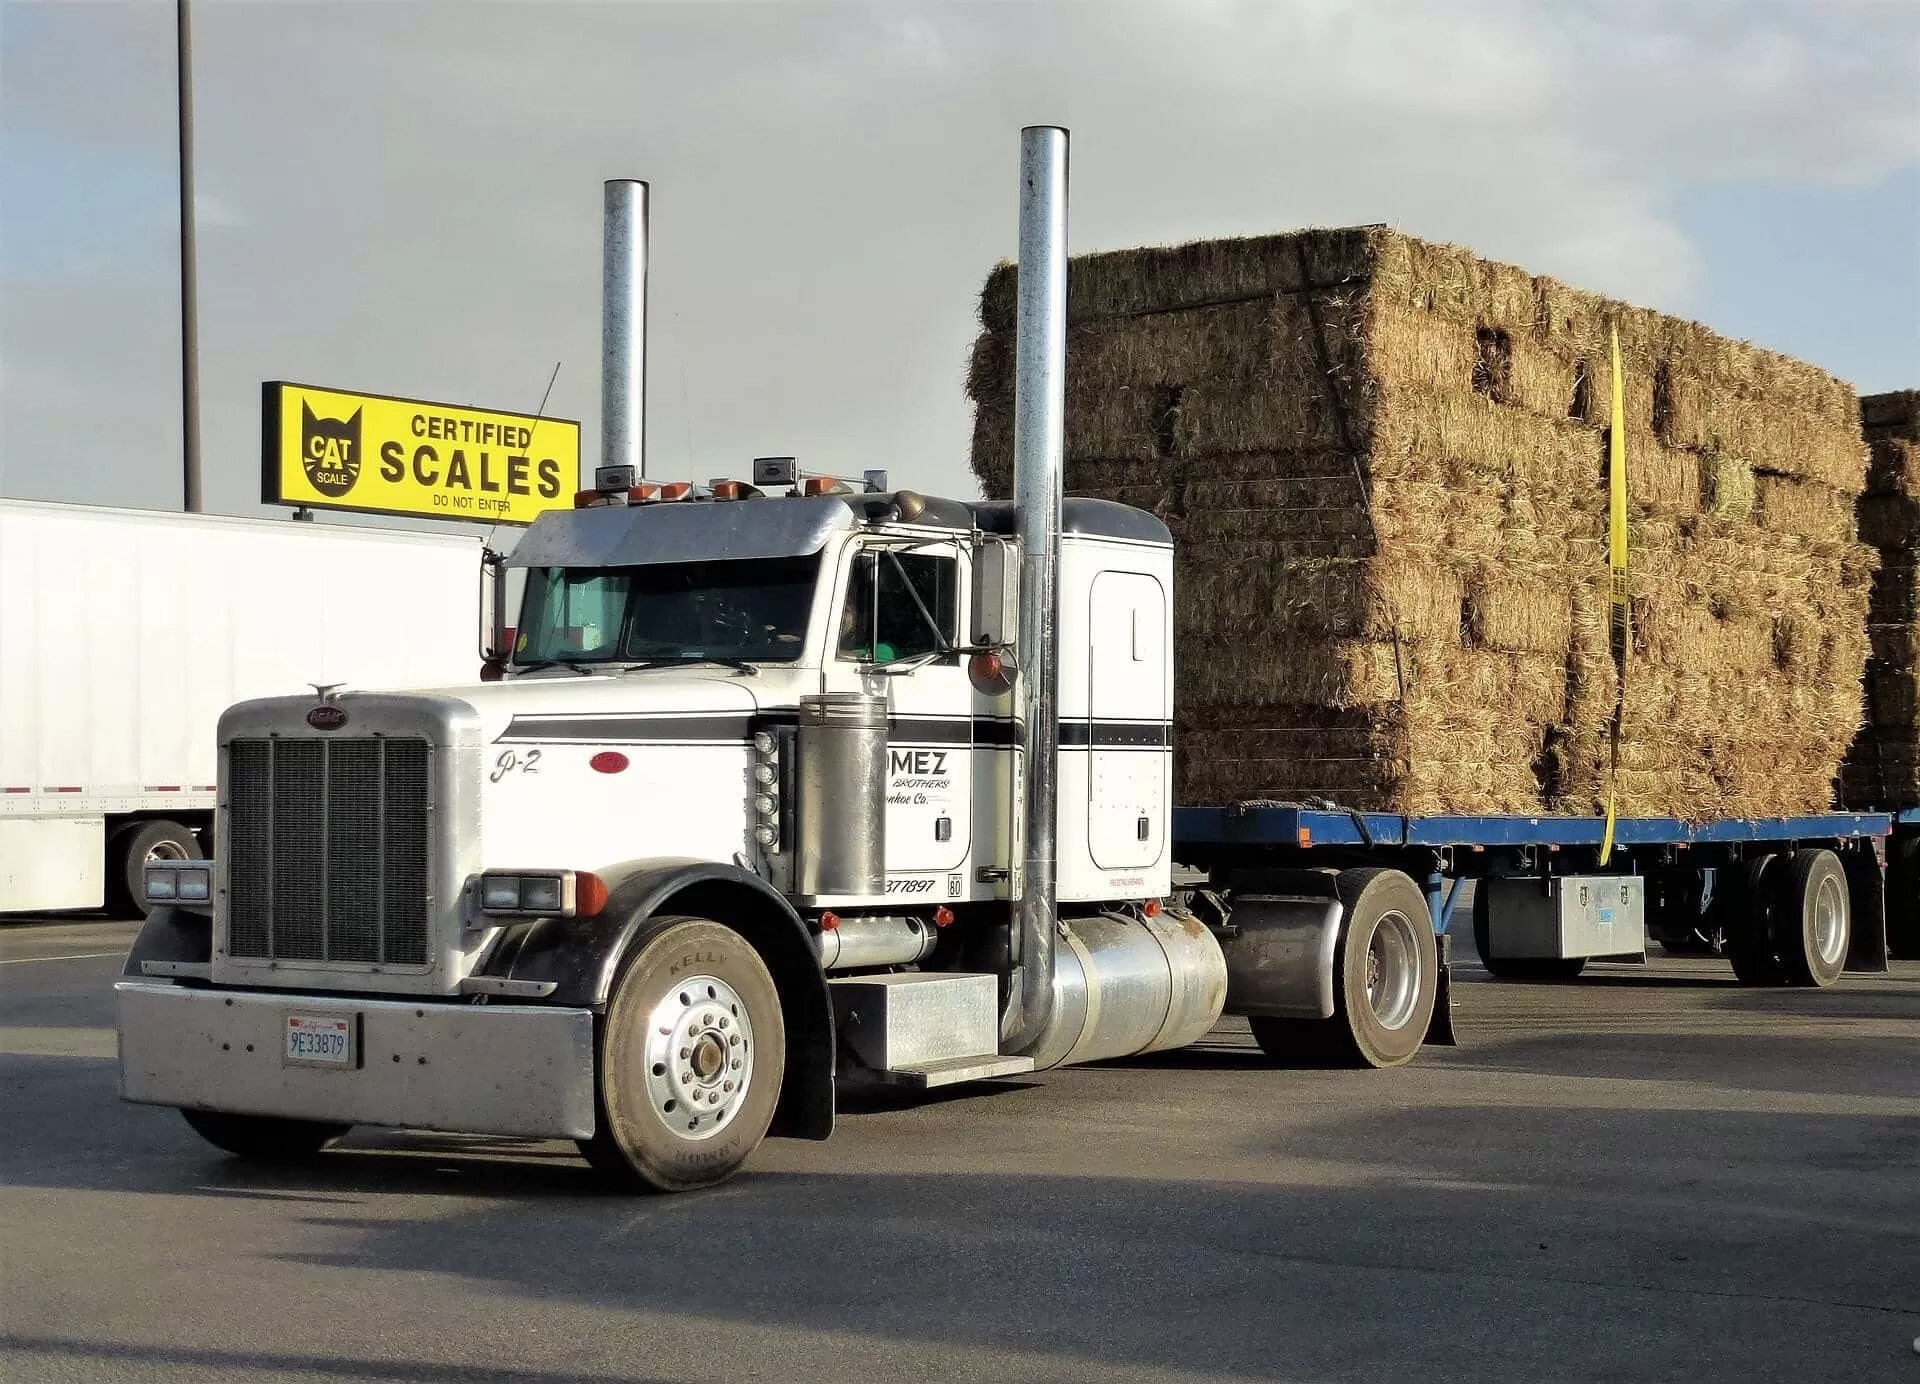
1842;847;1890;975
1426;932;1458;1046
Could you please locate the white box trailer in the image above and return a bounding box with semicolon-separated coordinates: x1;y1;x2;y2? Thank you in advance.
0;500;488;913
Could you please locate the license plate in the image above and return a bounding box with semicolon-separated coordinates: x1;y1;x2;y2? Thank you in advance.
284;1013;356;1069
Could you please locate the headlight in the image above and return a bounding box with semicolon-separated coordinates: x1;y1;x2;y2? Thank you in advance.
176;867;211;902
474;871;607;919
481;876;523;911
520;876;563;912
144;867;178;901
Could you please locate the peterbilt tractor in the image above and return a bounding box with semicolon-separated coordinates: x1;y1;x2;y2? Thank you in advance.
117;127;1891;1193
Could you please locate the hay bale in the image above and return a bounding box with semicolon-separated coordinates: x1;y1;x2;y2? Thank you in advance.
968;227;1875;818
1840;390;1920;806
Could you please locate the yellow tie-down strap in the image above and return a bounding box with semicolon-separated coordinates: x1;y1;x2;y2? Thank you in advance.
1600;323;1630;866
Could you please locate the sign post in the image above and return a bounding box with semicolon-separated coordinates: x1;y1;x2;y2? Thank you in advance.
261;381;581;526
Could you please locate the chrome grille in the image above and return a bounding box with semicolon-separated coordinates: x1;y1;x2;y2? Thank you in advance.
226;736;432;966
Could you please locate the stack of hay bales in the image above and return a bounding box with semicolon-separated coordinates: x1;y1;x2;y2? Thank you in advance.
1840;390;1920;807
966;227;1876;818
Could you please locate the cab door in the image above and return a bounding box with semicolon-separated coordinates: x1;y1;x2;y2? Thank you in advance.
1086;569;1169;870
822;540;973;891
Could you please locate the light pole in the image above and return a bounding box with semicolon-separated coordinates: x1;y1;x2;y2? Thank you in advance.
177;0;202;512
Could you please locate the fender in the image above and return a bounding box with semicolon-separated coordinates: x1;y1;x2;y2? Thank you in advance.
122;906;212;977
479;858;834;1140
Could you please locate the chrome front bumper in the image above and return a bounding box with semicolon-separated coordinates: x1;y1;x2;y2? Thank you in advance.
115;980;596;1140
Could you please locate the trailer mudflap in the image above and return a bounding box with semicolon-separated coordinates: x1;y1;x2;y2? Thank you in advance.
1426;933;1458;1047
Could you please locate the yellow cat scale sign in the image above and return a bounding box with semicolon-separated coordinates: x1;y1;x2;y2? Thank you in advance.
262;381;580;525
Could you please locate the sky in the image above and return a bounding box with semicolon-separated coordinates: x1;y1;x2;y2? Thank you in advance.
2;0;1916;531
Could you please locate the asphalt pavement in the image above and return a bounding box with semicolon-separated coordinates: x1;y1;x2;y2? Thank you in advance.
3;916;1917;1383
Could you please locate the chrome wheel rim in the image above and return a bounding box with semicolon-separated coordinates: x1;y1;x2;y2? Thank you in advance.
1365;910;1420;1031
145;838;191;865
1812;875;1846;967
642;974;753;1141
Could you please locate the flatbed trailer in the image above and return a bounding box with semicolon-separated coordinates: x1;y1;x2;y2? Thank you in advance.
1173;806;1895;996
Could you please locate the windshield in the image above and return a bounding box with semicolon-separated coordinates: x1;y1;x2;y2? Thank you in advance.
513;556;820;665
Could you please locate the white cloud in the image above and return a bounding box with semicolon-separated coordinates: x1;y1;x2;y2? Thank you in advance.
2;0;1914;513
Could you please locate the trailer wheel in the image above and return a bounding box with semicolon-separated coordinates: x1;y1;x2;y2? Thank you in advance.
1771;849;1849;988
180;1109;348;1159
1724;856;1788;986
107;819;203;918
1252;868;1437;1069
580;915;785;1193
1470;888;1587;981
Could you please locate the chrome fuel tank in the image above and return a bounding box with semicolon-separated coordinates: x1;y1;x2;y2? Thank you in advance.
1026;909;1227;1070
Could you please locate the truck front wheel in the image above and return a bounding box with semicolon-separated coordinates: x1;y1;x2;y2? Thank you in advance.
180;1109;348;1159
580;916;786;1193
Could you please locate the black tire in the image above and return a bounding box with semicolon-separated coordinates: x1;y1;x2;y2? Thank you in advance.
181;1109;348;1159
1471;884;1588;981
108;819;204;918
1252;868;1437;1069
1771;849;1849;988
579;916;785;1192
1724;856;1789;986
1887;835;1919;961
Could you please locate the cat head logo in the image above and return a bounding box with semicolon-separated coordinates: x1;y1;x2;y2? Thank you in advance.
301;403;362;498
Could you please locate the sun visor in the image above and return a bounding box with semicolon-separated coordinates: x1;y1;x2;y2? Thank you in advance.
506;496;859;568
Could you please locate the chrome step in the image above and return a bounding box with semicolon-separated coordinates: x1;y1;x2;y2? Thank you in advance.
879;1053;1037;1089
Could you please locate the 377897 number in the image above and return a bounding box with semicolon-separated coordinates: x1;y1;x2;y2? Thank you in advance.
885;878;936;895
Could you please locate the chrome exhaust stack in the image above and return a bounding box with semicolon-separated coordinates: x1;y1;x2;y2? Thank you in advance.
601;178;650;481
1003;125;1069;1055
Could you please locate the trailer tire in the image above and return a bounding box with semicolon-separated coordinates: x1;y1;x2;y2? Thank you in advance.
1252;868;1436;1069
1771;849;1849;988
1724;856;1788;986
180;1109;348;1160
580;915;785;1193
1470;888;1587;981
108;819;203;918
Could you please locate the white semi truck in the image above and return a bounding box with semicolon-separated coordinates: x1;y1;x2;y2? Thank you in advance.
115;131;1895;1192
0;500;487;914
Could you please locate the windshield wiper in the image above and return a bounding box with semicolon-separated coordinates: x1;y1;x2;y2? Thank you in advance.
616;657;759;677
510;660;597;676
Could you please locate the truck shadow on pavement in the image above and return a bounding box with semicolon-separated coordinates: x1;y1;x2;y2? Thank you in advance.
0;1336;677;1384
6;1046;1919;1381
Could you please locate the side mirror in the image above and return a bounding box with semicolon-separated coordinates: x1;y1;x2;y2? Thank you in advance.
480;548;509;665
972;537;1017;649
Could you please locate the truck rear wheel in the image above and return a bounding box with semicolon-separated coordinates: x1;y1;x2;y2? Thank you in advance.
1771;849;1849;988
108;819;203;918
1470;887;1587;981
1251;868;1437;1069
1724;856;1788;986
580;916;785;1193
181;1109;348;1159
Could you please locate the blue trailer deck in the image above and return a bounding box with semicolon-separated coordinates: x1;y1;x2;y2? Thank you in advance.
1171;804;1897;980
1173;806;1893;851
